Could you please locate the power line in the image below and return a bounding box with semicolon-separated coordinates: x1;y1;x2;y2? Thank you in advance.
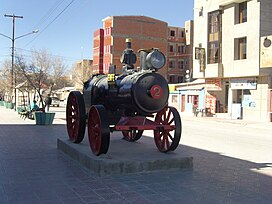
24;0;76;47
14;47;78;62
34;0;67;29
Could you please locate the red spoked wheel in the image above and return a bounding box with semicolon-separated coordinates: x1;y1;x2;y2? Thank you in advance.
122;130;143;142
66;91;86;143
154;106;182;152
88;105;110;156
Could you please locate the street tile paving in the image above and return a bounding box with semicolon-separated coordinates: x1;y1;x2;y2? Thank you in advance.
0;106;271;203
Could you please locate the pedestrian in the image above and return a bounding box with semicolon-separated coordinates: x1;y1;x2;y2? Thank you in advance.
45;94;52;112
30;100;40;111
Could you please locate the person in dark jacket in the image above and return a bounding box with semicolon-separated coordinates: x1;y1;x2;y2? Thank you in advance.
45;94;52;112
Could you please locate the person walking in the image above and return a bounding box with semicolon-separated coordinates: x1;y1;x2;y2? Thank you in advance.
45;94;52;112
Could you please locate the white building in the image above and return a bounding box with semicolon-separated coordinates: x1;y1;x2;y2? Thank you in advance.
193;0;272;121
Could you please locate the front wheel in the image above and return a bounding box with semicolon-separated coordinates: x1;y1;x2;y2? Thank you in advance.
88;105;110;156
66;91;86;143
154;106;182;152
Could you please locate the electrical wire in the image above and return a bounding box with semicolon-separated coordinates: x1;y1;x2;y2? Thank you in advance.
33;0;67;29
24;0;76;47
14;47;78;62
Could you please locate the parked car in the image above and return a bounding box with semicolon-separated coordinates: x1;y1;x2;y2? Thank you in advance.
51;97;60;107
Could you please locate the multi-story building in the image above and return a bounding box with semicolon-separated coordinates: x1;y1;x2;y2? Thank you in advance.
193;0;272;121
93;29;104;74
167;21;194;83
73;59;93;90
93;15;194;82
100;15;168;78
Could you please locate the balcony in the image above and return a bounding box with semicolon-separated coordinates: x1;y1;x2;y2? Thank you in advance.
205;63;224;78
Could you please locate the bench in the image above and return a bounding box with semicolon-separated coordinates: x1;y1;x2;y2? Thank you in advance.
18;106;44;120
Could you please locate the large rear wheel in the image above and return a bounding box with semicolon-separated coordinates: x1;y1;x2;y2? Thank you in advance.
154;106;182;152
66;91;86;143
88;105;110;156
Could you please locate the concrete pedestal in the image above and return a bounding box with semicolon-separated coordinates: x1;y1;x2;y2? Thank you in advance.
57;133;193;176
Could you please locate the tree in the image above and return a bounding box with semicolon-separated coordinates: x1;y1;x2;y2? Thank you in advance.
15;49;68;111
0;60;12;101
48;56;67;93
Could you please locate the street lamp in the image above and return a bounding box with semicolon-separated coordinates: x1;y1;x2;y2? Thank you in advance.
0;14;39;110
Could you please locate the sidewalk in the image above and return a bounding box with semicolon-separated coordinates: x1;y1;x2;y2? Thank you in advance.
180;111;272;130
0;106;271;203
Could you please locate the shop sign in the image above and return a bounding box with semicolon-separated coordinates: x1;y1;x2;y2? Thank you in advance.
230;78;257;90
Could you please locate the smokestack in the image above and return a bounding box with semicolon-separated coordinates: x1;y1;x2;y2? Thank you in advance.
126;38;132;49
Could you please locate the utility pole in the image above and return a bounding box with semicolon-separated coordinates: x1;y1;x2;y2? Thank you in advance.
4;14;23;110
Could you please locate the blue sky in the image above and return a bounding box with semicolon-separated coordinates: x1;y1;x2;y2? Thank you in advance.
0;0;194;67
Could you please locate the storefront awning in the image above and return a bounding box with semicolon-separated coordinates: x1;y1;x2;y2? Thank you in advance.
177;83;222;91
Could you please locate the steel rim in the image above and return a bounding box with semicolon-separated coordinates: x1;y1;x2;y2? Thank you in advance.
88;107;101;155
154;106;181;152
88;105;110;155
66;91;86;143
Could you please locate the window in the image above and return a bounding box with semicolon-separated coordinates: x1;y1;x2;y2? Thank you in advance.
178;76;183;83
169;75;175;83
239;2;247;23
207;10;222;64
234;37;247;60
178;45;185;53
178;60;184;69
179;30;184;38
169;60;176;68
169;45;175;52
170;30;175;37
208;42;219;64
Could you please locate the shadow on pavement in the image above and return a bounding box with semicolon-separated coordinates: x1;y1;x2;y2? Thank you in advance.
0;123;271;203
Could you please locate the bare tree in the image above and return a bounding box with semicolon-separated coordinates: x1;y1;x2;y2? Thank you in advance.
0;60;12;101
48;57;67;93
15;49;70;110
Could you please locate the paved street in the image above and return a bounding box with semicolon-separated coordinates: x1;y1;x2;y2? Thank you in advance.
0;105;271;203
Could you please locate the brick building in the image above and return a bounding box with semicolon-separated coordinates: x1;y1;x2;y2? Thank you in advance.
93;15;193;82
167;20;194;83
93;16;168;77
93;29;104;74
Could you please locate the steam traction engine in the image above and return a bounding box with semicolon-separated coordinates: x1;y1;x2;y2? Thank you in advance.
66;39;182;156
